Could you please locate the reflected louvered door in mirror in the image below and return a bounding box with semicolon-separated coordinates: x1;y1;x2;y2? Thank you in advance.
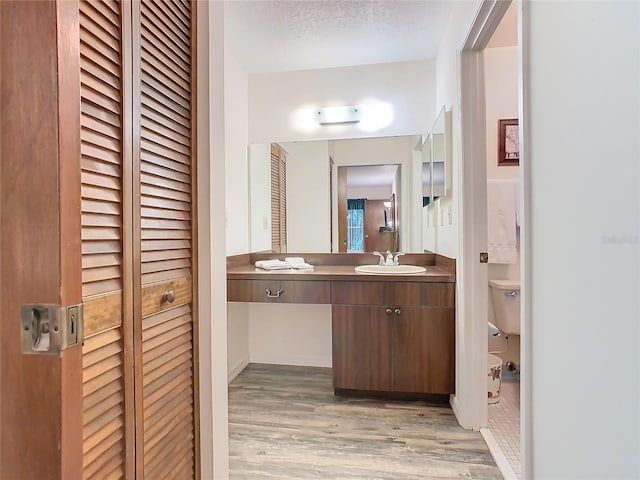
270;145;287;253
80;1;134;478
80;0;196;478
134;1;196;478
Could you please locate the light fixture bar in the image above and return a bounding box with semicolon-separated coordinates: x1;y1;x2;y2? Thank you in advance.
316;105;362;125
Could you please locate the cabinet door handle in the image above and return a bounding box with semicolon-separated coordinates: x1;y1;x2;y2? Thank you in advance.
385;308;393;315
265;288;284;298
394;308;401;315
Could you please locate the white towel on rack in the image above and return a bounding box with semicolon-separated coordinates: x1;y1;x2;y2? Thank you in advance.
487;179;518;264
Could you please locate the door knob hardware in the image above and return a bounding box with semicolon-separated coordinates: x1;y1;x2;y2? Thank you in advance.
20;304;84;355
394;308;402;315
162;290;176;304
385;308;393;315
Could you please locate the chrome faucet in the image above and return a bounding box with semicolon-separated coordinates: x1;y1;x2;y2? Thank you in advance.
373;251;404;266
385;251;394;265
372;251;386;266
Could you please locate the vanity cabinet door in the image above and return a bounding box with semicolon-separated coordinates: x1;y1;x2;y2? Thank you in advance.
332;305;393;392
392;307;455;394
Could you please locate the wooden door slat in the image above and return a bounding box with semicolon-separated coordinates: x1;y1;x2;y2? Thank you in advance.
141;115;191;150
141;183;190;202
140;170;190;193
83;279;122;298
83;378;122;412
139;92;190;130
84;446;125;480
83;200;121;216
143;0;190;46
141;239;191;252
79;4;120;40
82;240;122;255
140;194;190;212
141;38;190;91
82;0;120;29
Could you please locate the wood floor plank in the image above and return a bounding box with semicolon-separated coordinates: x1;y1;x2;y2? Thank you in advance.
228;364;502;480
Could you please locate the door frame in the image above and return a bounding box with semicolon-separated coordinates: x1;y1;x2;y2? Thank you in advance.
455;0;530;478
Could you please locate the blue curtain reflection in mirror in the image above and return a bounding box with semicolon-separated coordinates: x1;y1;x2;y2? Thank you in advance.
346;198;365;252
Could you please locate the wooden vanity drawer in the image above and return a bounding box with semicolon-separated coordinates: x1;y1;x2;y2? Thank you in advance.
393;283;455;307
331;281;455;307
227;279;331;304
330;281;390;306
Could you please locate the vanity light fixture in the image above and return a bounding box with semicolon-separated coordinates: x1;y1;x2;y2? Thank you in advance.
315;105;363;125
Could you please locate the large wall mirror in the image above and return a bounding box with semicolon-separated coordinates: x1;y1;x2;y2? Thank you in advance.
248;108;451;255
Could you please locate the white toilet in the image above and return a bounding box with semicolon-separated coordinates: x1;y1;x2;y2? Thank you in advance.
487;279;520;403
488;279;521;336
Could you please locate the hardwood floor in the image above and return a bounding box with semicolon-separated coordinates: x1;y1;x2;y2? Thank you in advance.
229;364;502;479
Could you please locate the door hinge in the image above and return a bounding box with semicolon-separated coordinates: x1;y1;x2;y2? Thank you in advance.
20;303;84;355
480;252;489;263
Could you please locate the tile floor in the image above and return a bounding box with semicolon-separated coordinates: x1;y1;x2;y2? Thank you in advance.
487;371;521;478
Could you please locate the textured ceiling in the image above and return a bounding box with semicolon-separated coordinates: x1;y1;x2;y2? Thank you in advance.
225;1;453;74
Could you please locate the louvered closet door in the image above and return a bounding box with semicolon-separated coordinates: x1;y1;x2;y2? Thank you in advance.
79;1;134;479
135;1;196;478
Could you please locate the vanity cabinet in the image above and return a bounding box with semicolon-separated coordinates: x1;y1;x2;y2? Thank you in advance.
331;305;393;391
225;255;457;398
331;281;455;395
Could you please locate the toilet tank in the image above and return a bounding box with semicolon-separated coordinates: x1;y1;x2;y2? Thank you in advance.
489;279;520;335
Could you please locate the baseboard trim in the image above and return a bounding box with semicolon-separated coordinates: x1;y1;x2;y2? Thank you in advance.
227;357;250;384
249;354;332;368
480;428;518;480
450;394;462;425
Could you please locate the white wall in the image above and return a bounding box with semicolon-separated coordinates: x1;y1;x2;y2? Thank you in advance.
432;1;482;259
224;51;250;255
248;304;332;367
249;60;436;143
525;2;639;478
347;185;392;200
433;0;483;433
280;141;331;252
248;143;271;252
484;46;520;365
484;47;520;183
227;302;250;382
422;204;437;252
224;49;252;391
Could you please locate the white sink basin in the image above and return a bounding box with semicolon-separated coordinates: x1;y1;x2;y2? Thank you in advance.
355;265;427;275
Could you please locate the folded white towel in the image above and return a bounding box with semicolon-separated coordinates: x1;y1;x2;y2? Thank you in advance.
285;257;314;270
487;179;518;264
255;259;291;270
254;258;315;270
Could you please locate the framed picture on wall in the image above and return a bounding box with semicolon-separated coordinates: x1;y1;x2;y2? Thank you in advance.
498;118;519;166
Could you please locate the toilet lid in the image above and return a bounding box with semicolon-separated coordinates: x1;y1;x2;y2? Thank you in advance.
489;279;520;290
